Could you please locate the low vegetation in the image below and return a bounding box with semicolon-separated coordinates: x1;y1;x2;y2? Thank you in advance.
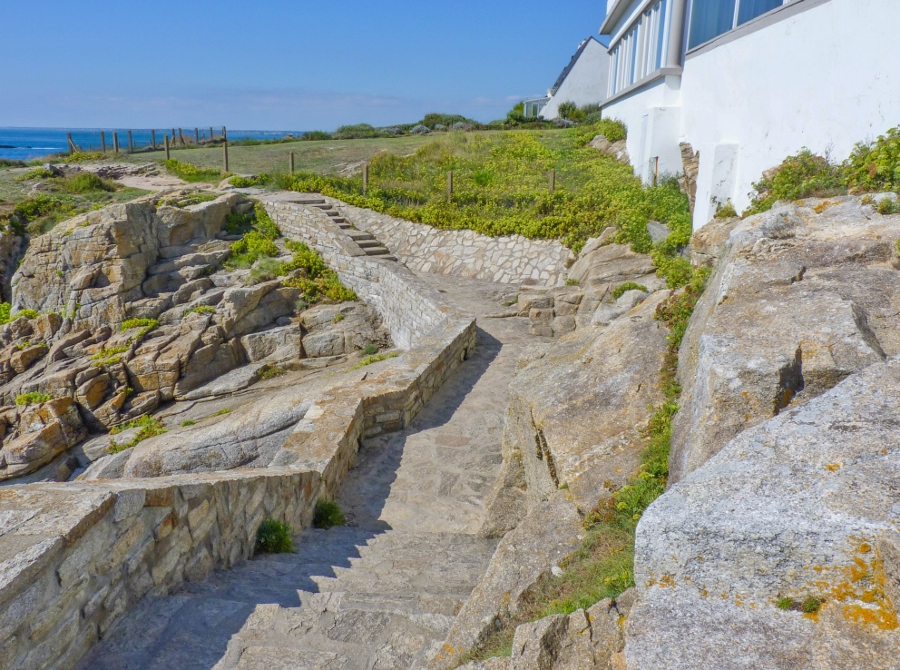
313;500;346;529
746;125;900;215
185;304;216;316
612;282;648;299
164;158;224;183
107;414;167;454
121;318;159;337
350;351;400;370
15;391;52;406
255;519;296;554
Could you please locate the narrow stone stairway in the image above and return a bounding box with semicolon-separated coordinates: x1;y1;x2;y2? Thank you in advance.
308;200;397;261
79;276;534;670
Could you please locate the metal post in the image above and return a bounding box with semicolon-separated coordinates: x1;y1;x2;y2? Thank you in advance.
127;130;134;153
290;151;295;174
151;129;156;150
100;132;106;153
223;142;229;172
164;135;170;160
113;132;120;154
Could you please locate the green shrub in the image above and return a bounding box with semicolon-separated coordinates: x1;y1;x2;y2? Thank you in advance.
0;159;27;169
249;257;284;283
230;231;279;266
612;282;648;299
259;364;287;380
224;210;254;235
802;597;822;614
14;167;57;181
180;419;196;427
746;149;845;215
91;344;131;366
253;202;280;239
15;391;52;406
65;151;105;163
845;127;900;194
313;500;345;529
777;597;794;611
12;195;65;223
16;309;39;320
715;201;738;218
878;198;899;215
59;173;116;193
107;415;167;453
229;175;269;188
565;278;579;286
165;159;223;183
255;519;296;553
362;343;379;356
0;303;11;325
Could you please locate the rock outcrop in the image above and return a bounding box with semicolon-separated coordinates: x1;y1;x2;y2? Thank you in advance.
671;198;900;483
628;357;900;669
0;192;389;483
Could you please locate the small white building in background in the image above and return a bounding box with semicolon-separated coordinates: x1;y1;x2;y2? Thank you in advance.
525;37;610;120
601;0;900;228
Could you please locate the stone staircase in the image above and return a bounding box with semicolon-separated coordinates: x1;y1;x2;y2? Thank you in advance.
308;200;397;261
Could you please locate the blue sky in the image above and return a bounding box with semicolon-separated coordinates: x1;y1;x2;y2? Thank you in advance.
0;0;606;130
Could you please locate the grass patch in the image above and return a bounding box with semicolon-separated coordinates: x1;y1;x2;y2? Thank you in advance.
350;351;400;370
15;391;52;406
65;151;106;163
165;159;224;183
612;282;648;300
58;173;116;193
91;344;131;366
212;408;232;416
259;365;287;380
180;419;196;427
107;414;167;453
313;500;345;529
121;318;159;337
230;175;270;188
362;343;379;356
255;519;296;554
157;193;218;208
185;304;216;316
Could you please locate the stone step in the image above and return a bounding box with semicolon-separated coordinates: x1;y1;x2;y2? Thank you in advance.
310;203;333;210
337;223;353;230
332;217;348;224
355;239;382;249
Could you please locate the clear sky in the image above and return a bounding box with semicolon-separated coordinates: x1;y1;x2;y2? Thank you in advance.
0;0;607;131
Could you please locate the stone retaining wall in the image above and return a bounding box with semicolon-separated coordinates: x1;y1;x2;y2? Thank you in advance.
315;194;574;286
0;196;477;670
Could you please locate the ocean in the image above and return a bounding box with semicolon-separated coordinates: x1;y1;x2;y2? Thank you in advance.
0;127;307;161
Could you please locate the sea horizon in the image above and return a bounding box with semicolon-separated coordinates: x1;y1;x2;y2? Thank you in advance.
0;126;309;161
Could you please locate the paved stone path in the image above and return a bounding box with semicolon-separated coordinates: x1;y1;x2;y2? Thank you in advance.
80;276;536;670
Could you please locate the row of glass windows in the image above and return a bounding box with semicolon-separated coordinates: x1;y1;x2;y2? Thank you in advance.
688;0;784;49
608;0;669;96
607;0;786;97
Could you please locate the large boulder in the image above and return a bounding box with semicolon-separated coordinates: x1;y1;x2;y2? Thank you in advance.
0;397;86;480
671;198;900;483
627;356;900;669
484;290;669;528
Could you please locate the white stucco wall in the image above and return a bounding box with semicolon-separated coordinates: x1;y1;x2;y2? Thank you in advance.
682;0;900;225
541;39;610;119
601;0;900;229
603;75;683;183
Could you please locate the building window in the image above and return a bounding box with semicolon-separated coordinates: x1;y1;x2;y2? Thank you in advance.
608;0;671;96
688;0;784;49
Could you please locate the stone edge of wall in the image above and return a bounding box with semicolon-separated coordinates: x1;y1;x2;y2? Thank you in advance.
0;198;476;670
308;193;574;286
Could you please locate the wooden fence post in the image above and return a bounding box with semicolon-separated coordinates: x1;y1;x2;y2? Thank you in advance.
194;128;199;144
289;152;295;174
100;132;106;153
223;142;229;172
363;163;369;194
164;135;170;160
67;133;77;154
447;171;454;202
127;130;134;153
549;168;556;194
178;128;185;146
222;126;227;142
151;129;156;150
113;132;119;154
209;127;214;141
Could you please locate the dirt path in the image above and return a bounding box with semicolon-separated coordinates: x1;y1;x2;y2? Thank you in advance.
80;276;539;670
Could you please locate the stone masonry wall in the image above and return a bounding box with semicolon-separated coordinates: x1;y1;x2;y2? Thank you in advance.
0;197;477;670
316;194;574;286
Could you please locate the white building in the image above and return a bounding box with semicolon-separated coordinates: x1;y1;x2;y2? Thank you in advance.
525;37;610;120
601;0;900;228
